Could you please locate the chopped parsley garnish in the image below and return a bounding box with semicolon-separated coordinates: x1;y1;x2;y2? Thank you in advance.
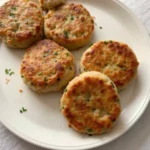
110;40;112;43
43;53;49;57
70;15;74;20
122;67;126;71
16;23;20;27
66;53;69;56
9;72;14;76
111;82;115;88
54;52;58;55
64;31;69;39
89;43;93;47
44;77;48;82
114;99;119;102
85;93;91;102
84;68;87;71
20;107;27;113
5;69;10;74
21;75;24;78
104;41;107;44
0;22;2;27
9;13;15;17
43;50;50;57
37;72;43;75
12;7;17;11
87;128;93;133
31;82;34;86
5;69;15;76
64;88;67;92
99;26;103;29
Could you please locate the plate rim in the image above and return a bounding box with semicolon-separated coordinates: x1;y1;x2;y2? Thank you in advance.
1;0;150;149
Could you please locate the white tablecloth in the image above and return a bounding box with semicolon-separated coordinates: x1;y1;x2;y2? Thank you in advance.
0;0;150;150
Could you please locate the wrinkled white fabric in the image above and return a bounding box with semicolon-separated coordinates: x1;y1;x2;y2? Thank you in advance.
120;0;150;34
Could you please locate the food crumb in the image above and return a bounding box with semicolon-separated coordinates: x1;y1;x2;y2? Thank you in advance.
6;78;10;84
19;89;23;93
88;134;93;136
92;16;96;20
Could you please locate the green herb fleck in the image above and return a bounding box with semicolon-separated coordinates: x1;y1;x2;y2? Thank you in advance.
84;68;87;71
43;50;50;57
54;52;58;56
89;43;93;47
43;53;48;57
12;7;17;11
111;82;115;88
44;77;48;82
21;75;24;78
64;88;67;92
20;107;27;113
70;15;74;20
9;72;14;76
110;40;112;43
37;72;43;76
66;53;69;56
9;13;15;17
5;69;15;76
16;23;20;27
0;22;2;27
31;82;34;86
5;69;10;74
87;128;93;133
114;99;119;102
64;31;69;39
85;93;91;102
104;41;108;44
22;107;27;112
122;67;126;71
99;26;103;29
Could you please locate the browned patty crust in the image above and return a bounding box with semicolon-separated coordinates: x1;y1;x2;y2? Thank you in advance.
44;3;94;50
20;39;76;93
39;0;66;10
61;71;121;134
80;41;139;90
0;0;43;48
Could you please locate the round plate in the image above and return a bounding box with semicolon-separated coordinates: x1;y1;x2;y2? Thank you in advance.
0;0;150;149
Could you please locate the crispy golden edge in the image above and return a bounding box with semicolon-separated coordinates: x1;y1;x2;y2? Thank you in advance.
80;41;139;90
20;39;76;92
44;3;94;50
0;0;43;48
61;71;121;134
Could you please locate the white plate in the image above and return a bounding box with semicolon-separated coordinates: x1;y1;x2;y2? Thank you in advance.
0;0;150;149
